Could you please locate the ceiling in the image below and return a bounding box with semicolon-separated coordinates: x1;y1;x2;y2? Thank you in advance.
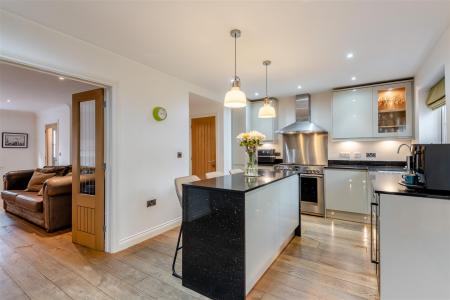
1;1;449;98
0;62;98;113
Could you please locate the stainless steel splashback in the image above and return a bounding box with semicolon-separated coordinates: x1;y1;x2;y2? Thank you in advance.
282;132;328;165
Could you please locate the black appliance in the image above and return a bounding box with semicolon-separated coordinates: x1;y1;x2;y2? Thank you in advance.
412;144;450;191
274;164;325;216
257;149;276;164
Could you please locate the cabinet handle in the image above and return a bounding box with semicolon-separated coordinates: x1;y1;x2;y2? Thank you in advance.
370;201;379;264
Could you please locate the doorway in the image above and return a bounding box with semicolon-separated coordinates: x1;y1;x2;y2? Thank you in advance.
191;116;216;179
72;88;105;251
45;123;58;166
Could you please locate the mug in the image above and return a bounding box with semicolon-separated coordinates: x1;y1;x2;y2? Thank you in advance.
402;174;417;185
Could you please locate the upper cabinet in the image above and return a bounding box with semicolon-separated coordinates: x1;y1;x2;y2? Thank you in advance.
332;80;413;139
247;100;278;143
333;87;373;139
372;82;413;138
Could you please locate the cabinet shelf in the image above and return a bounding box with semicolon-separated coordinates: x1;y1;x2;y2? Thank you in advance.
378;109;406;113
378;125;406;128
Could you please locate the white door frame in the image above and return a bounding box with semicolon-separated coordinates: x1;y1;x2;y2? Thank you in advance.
0;57;115;253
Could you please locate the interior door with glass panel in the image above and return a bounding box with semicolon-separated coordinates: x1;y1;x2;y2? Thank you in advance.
45;123;58;166
372;81;413;138
72;88;105;251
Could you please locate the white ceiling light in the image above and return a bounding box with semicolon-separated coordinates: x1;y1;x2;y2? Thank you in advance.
254;92;259;96
258;60;276;119
224;29;247;108
6;99;11;103
351;76;357;81
346;52;354;59
58;76;65;80
297;85;302;89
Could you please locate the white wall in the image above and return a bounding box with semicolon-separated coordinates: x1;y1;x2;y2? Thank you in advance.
414;25;450;143
36;105;71;167
0;10;221;252
189;93;225;173
0;109;37;191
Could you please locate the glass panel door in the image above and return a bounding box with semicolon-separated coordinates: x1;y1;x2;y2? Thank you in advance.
79;100;96;195
373;81;413;137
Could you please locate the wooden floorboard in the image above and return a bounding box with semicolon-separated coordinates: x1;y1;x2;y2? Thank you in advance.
0;200;378;299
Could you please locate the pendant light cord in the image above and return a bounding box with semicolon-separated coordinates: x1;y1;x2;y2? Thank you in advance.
265;63;268;98
234;34;237;80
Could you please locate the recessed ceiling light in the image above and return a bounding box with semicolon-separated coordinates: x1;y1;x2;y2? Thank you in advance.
352;89;357;92
346;52;354;59
6;99;11;103
297;85;302;89
254;92;259;96
58;76;65;80
351;76;356;81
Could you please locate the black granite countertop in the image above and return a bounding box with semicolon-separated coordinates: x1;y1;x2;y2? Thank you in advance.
326;160;406;172
372;172;450;200
185;169;298;193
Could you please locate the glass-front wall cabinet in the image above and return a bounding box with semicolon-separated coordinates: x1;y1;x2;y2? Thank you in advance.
372;82;412;138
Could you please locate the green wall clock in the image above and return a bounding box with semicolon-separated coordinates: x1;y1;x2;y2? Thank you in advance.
152;106;167;121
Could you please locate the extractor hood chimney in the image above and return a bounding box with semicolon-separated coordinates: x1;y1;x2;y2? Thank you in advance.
277;94;327;134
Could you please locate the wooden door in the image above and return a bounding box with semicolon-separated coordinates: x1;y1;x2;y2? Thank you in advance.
45;123;58;166
72;88;105;251
191;116;216;179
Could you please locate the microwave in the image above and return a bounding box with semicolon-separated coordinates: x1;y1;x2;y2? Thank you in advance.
412;144;450;191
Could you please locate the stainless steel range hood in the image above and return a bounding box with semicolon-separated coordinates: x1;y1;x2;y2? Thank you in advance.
277;94;327;134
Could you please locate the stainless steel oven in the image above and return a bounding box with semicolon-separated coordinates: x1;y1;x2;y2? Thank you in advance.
300;173;325;216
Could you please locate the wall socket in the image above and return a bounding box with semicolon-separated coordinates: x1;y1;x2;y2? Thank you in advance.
147;199;156;207
366;152;376;158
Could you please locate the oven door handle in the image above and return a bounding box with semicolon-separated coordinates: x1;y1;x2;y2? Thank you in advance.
300;174;324;178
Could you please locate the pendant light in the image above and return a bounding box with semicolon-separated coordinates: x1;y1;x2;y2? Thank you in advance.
258;60;276;118
224;29;247;108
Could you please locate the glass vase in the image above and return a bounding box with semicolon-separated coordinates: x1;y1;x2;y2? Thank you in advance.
245;151;259;177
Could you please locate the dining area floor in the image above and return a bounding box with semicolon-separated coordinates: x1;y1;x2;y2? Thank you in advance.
0;201;378;300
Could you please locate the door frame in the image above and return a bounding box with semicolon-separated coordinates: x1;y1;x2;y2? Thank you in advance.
0;58;114;252
189;113;218;176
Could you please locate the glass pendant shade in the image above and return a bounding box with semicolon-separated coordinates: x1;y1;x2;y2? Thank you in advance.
224;86;247;108
258;100;276;118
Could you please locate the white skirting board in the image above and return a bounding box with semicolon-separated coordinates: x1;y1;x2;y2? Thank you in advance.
115;217;181;252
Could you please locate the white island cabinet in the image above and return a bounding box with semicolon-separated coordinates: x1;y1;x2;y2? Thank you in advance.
378;194;450;300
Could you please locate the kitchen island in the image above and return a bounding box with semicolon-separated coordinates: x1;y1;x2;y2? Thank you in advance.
182;170;300;300
371;172;450;300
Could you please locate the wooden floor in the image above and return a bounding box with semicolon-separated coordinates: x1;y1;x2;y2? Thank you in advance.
0;202;378;300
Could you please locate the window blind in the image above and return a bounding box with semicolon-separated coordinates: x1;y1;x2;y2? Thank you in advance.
426;77;445;110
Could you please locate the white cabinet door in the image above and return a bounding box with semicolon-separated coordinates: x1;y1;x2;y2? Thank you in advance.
324;169;369;214
372;81;413;138
248;101;277;142
332;88;373;139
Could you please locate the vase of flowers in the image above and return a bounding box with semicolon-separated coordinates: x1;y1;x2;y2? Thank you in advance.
237;131;265;177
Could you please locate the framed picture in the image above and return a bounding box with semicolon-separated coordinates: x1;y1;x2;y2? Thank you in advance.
2;132;28;148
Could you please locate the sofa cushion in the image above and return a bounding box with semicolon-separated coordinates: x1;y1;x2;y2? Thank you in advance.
25;171;56;192
15;192;43;212
39;166;68;176
1;190;21;203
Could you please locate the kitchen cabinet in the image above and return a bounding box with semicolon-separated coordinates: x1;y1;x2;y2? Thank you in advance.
372;81;413;138
248;100;278;142
324;169;369;214
332;87;373;138
331;80;413;139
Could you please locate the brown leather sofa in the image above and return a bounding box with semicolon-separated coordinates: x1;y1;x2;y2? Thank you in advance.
2;168;72;232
